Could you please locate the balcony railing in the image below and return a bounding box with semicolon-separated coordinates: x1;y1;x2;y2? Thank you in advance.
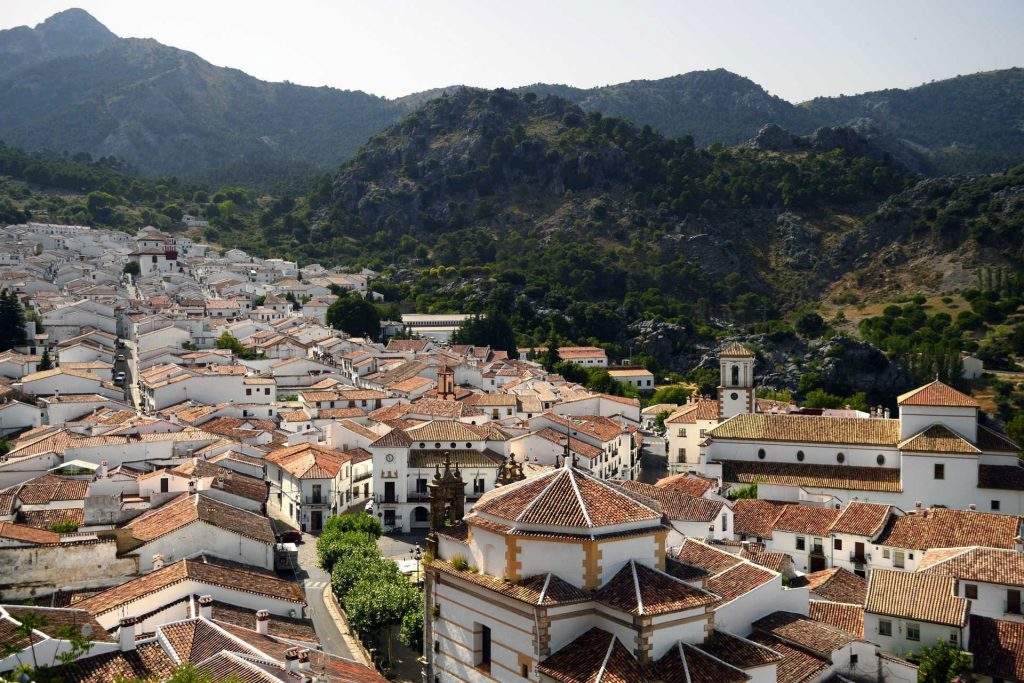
849;551;868;564
352;471;372;483
303;496;329;506
375;493;400;504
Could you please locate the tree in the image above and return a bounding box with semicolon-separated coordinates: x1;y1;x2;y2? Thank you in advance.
215;331;258;360
0;290;28;352
452;310;517;353
1007;413;1024;452
345;576;420;664
317;530;378;574
326;293;380;339
123;261;141;277
913;640;972;683
330;547;401;603
0;611;96;682
650;385;692;405
794;311;826;338
399;604;424;652
37;348;53;371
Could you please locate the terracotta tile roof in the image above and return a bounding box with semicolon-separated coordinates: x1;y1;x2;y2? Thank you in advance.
738;545;792;573
76;558;304;616
20;507;85;529
877;507;1021;550
534;427;603;460
654;473;717;497
407;448;503;468
162;618;263;663
653;642;750;683
370;426;413;447
721;460;902;493
698;629;784;669
720;342;754;358
969;615;1024;681
405;420;486;442
732;499;788;538
897;379;979;407
541;412;624;442
537;627;646;683
430;561;590;606
2;606;112;643
616;480;723;522
665;398;721;424
705;563;777;604
0;521;59;545
194;651;283;683
266;442;350;479
804;568;867;604
808;600;865;638
211;601;318;643
474;466;661;531
828;501;892;537
753;611;859;657
317;407;367;419
45;640;176;682
595;560;718;616
773;504;840;536
557;346;607;359
710;413;900;446
122;493;275;545
976;424;1020;453
14;474;89;504
978;464;1024;490
673;538;743;574
898;424;980;455
865;569;968;626
919;547;1024;588
747;633;829;683
305;650;389;682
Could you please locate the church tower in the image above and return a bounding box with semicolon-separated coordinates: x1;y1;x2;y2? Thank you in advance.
437;365;456;400
718;342;755;418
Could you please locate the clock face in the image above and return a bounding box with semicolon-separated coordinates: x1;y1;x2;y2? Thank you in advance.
730;392;739;400
385;453;394;462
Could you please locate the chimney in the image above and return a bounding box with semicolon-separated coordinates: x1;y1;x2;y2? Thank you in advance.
118;617;137;651
284;647;301;673
152;554;164;570
198;594;213;620
188;478;196;494
883;407;890;419
98;459;108;479
969;503;977;511
255;609;270;635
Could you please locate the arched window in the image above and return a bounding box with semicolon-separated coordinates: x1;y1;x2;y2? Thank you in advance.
757;448;766;460
876;454;886;466
796;450;805;462
837;452;845;464
731;364;740;387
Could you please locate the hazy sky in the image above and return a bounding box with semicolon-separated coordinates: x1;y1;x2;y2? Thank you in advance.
3;1;1023;101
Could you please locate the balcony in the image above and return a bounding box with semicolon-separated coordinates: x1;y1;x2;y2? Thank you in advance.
304;496;329;506
352;470;372;483
374;493;400;504
407;492;430;502
849;551;868;564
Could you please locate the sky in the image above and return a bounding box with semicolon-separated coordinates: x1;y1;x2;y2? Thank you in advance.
3;1;1024;101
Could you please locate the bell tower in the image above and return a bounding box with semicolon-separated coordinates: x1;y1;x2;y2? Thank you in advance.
718;342;755;418
426;451;466;554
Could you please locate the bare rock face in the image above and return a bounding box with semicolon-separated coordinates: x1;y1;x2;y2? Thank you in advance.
746;124;806;152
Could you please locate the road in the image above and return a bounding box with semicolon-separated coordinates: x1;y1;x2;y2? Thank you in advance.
296;534;355;659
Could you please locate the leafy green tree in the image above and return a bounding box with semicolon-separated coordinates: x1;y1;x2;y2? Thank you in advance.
913;640;972;683
123;261;141;277
399;603;424;652
803;389;845;409
215;331;259;360
794;311;826;338
1006;413;1024;452
326;293;380;339
650;385;692;405
321;512;383;539
317;530;377;573
330;545;400;601
345;576;420;663
37;349;53;371
452;310;517;353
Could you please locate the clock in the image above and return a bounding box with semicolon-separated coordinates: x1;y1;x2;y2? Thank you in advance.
385;453;394;462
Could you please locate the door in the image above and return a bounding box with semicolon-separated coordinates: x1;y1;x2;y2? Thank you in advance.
384;509;396;528
854;542;865;563
809;553;827;572
1009;589;1021;615
310;510;322;533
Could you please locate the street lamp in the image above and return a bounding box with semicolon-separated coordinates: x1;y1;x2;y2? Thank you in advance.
413;544;422;584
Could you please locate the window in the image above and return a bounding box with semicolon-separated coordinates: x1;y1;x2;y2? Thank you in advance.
474;478;485;493
521;664;530;678
721;515;728;532
450;442;457;449
416;478;428;494
434;641;440;654
850;654;858;666
796;450;805;462
836;452;845;464
731;365;739;386
834;538;843;550
907;623;920;641
894;551;905;569
877;454;886;466
475;624;492;670
312;484;322;503
878;620;892;637
757;448;766;460
246;388;252;396
678;428;686;437
965;584;978;600
950;632;958;645
934;463;945;480
992;499;1002;511
434;442;441;449
677;448;686;462
466;443;472;448
796;536;806;551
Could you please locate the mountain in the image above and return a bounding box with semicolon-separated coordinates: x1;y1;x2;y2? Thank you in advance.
801;68;1024;174
516;70;820;147
2;9;1023;182
0;9;404;183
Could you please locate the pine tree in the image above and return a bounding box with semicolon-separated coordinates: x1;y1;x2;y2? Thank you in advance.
38;348;53;371
0;290;28;352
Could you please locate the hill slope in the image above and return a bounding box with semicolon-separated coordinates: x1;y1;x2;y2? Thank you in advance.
0;9;402;183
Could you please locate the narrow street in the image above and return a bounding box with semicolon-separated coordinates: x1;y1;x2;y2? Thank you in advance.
295;534;355;659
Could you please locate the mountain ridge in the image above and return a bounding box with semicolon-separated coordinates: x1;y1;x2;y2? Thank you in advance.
2;9;1023;181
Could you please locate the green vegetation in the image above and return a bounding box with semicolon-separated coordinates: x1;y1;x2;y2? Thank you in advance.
48;520;79;534
316;513;416;668
908;640;972;683
727;483;758;500
214;331;262;361
0;610;95;682
451;310;517;353
0;290;28;352
326;292;381;339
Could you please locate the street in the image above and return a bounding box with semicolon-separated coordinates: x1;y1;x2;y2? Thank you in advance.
295;534;356;659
